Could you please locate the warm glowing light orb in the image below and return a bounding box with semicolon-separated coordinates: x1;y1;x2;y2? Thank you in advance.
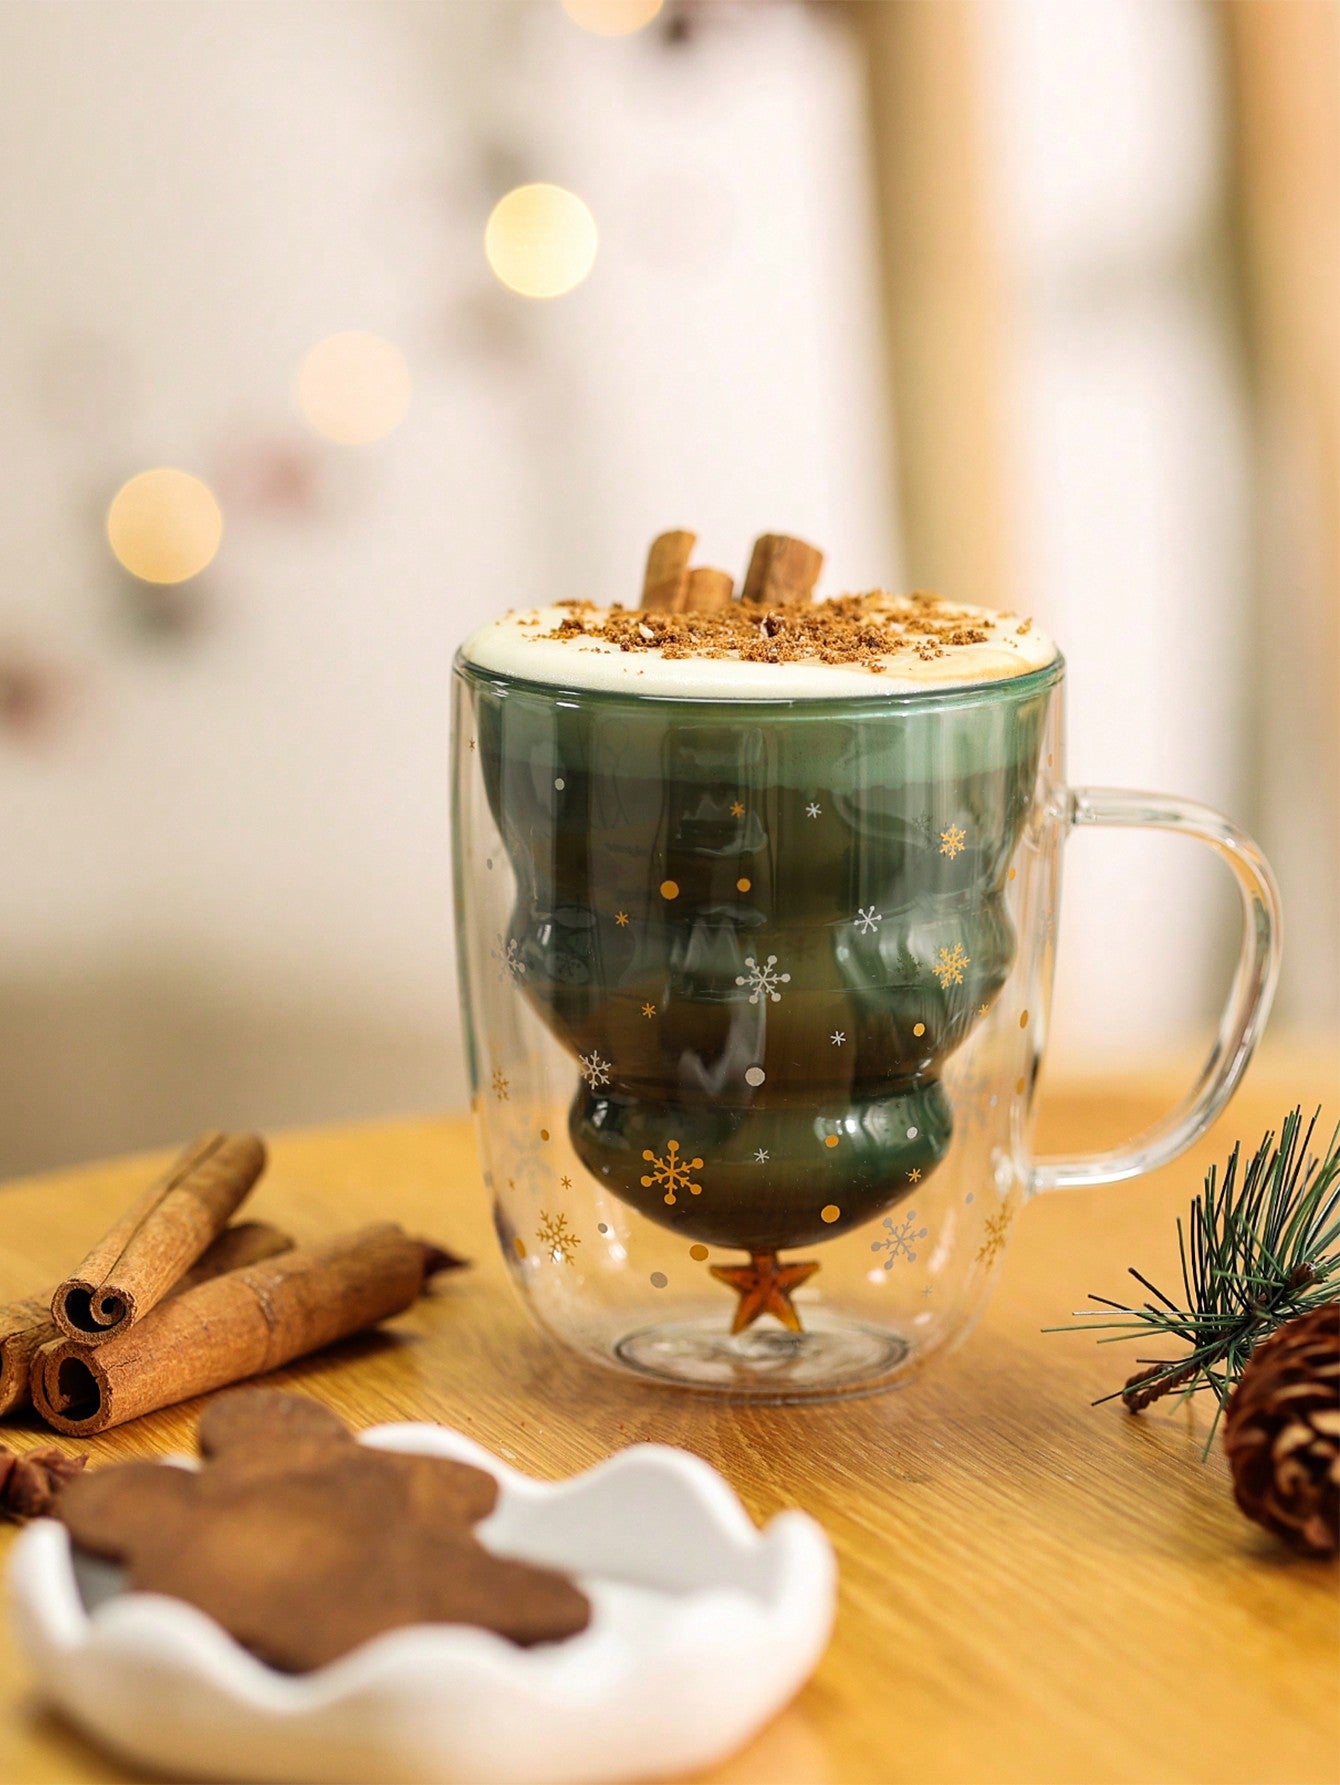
294;332;412;445
484;184;598;299
561;0;663;35
106;469;223;584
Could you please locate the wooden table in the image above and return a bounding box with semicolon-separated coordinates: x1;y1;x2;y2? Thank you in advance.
1;1048;1337;1785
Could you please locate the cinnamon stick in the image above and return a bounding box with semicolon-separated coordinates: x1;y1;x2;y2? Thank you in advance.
684;567;735;611
32;1224;450;1436
641;529;696;610
741;533;823;605
0;1293;57;1419
51;1132;267;1345
1;1221;292;1418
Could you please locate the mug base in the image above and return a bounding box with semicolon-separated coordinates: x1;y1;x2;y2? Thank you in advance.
614;1312;911;1401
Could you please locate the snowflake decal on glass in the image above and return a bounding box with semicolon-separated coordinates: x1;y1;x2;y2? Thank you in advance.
615;911;630;927
871;1210;929;1268
501;1120;552;1198
933;942;971;987
855;906;883;934
754;1148;770;1164
641;1002;657;1018
805;802;822;819
492;934;526;984
736;954;791;1004
730;800;746;818
579;1049;612;1089
640;1139;704;1206
830;1031;846;1046
939;825;966;858
537;1210;580;1265
491;1069;510;1102
976;1206;1013;1266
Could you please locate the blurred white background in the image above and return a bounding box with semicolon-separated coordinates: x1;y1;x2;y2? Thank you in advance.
0;0;1335;1173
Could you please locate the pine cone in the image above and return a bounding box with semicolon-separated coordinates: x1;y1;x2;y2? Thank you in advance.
1223;1302;1340;1556
0;1443;87;1521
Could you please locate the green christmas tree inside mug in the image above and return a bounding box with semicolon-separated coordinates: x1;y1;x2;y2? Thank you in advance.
453;532;1280;1399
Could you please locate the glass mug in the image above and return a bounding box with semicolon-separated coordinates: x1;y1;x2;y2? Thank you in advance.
452;648;1280;1400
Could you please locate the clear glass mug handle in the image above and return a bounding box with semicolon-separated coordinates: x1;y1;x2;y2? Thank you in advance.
1032;787;1282;1193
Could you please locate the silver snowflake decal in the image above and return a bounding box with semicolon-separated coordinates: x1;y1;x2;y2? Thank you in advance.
805;801;822;819
871;1210;929;1268
754;1148;770;1164
854;906;883;934
736;954;791;1004
579;1049;611;1089
830;1031;846;1046
492;933;526;983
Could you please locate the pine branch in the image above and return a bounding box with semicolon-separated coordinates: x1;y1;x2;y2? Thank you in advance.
1046;1109;1340;1446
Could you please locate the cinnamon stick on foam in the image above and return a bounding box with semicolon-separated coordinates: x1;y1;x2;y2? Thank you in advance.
684;567;735;612
51;1132;267;1346
741;534;823;605
33;1224;454;1436
641;529;696;610
0;1222;293;1417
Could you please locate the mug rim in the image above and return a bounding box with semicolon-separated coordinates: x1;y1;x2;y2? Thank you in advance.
453;647;1066;713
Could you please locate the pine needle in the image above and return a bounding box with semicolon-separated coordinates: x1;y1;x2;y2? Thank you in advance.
1045;1108;1340;1453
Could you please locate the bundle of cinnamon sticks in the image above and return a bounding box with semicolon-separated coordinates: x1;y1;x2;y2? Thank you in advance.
639;530;824;613
0;1132;460;1438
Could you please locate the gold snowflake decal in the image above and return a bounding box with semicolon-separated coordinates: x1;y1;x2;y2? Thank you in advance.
908;1168;922;1183
640;1139;704;1207
537;1210;580;1265
491;1069;510;1102
641;1002;657;1018
730;801;746;818
615;911;630;927
939;824;966;858
933;943;971;988
975;1206;1013;1266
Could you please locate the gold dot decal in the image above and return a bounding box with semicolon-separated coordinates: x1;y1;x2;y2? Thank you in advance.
513;1238;526;1258
1016;1077;1027;1095
737;877;751;893
825;1135;840;1149
913;1022;925;1037
540;1128;550;1141
650;1271;668;1289
689;1243;709;1261
821;1204;840;1224
660;879;679;900
1020;1009;1030;1028
1008;868;1017;881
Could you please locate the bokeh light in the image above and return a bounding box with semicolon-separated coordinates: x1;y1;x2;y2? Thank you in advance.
294;332;412;445
484;184;598;300
106;469;223;585
561;0;663;35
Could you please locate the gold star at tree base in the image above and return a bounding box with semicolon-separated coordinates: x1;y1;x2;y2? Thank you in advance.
709;1250;819;1334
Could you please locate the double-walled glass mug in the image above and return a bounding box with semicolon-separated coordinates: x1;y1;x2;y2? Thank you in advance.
452;630;1280;1401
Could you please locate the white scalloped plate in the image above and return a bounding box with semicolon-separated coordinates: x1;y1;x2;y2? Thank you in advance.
7;1423;836;1784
